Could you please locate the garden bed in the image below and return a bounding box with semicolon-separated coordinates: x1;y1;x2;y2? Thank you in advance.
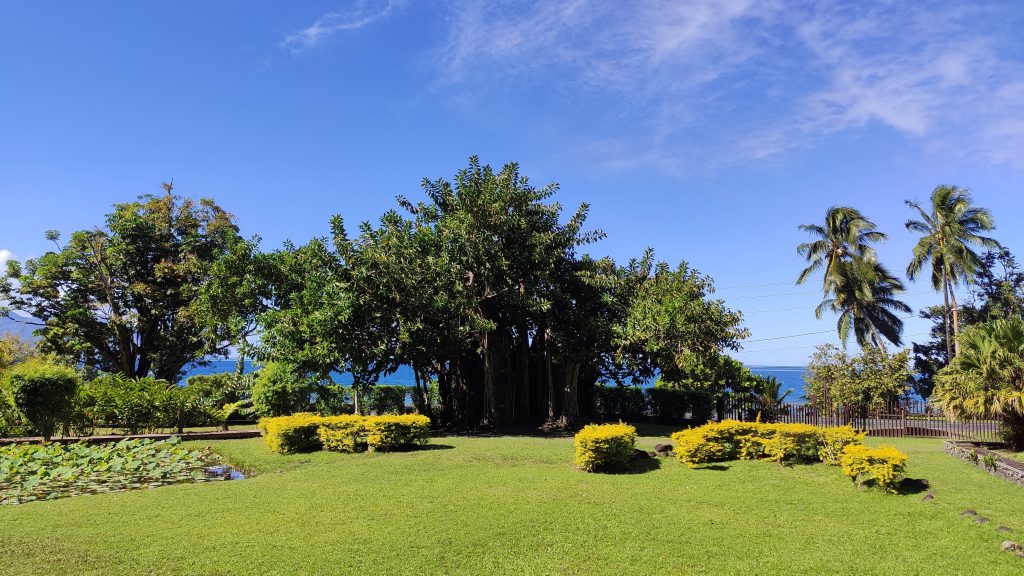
0;429;261;446
945;440;1024;488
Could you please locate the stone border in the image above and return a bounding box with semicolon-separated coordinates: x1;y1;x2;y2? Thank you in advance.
0;429;261;445
945;440;1024;488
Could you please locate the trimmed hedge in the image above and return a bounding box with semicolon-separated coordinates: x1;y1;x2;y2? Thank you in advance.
671;420;866;468
573;422;637;472
262;413;430;454
4;362;80;440
592;385;713;425
365;385;409;415
840;444;908;493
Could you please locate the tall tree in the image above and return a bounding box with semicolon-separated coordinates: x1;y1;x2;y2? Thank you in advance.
796;206;887;293
815;259;910;349
905;185;1000;358
0;186;244;381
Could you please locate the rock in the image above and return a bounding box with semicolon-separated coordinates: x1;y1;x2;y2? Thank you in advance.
921;491;935;502
1001;541;1020;552
998;526;1013;534
1016;550;1024;559
647;451;659;458
654;443;673;453
632;449;651;460
975;517;991;525
961;509;978;517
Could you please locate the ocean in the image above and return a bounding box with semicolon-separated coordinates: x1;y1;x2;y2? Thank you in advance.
186;361;809;401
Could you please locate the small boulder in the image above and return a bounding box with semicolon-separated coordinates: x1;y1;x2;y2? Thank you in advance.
975;517;991;525
1001;541;1020;553
998;526;1013;534
647;451;659;458
961;509;978;517
654;443;673;454
632;449;651;460
921;491;935;502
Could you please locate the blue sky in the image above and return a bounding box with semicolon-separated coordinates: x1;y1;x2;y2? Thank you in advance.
2;1;1023;366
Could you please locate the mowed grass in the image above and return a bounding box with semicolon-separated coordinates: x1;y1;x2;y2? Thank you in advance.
1;431;1023;575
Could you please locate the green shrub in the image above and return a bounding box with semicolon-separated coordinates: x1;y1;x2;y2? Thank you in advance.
78;374;182;434
252;362;314;417
592;385;646;422
0;383;29;438
315;385;353;416
645;388;713;425
839;444;908;493
365;385;408;415
573;422;637;472
4;362;80;440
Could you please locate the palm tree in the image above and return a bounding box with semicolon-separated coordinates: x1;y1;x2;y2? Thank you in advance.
934;318;1024;449
752;375;792;422
906;185;1000;358
816;259;911;350
796;206;887;293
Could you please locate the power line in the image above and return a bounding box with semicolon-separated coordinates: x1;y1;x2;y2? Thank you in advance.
744;315;919;343
735;331;931;354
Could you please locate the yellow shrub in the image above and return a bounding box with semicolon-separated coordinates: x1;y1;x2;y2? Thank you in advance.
364;414;431;451
262;413;326;454
317;415;367;453
573;422;637;472
839;444;908;493
670;420;869;468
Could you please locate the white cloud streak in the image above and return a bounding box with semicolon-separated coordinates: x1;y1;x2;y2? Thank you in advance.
282;0;399;52
433;0;1024;172
0;250;12;271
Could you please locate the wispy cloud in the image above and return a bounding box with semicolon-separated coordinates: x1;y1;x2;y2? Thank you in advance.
432;0;1024;172
282;0;399;52
0;250;13;273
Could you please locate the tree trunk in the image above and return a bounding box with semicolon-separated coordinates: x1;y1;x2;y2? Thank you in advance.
948;279;961;357
545;329;556;423
481;328;496;428
942;267;954;361
561;362;581;428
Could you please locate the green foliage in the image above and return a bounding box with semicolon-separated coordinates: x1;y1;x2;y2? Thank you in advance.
0;189;246;382
839;444;908;493
365;385;408;415
0;437;218;505
592;385;646;422
314;385;353;416
573;422;637;472
77;374;185;435
804;344;912;411
251;363;315;418
644;387;714;424
796;206;887;290
4;361;80;440
933;318;1024;449
817;258;911;349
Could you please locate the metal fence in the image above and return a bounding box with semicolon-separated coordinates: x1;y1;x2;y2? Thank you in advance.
721;399;1002;442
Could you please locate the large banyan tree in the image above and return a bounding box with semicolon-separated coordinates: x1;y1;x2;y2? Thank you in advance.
258;158;747;429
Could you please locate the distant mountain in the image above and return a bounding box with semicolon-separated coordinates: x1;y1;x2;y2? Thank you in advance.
0;314;40;341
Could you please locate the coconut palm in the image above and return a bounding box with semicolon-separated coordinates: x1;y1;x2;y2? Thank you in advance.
933;318;1024;449
816;259;911;350
905;186;1000;358
751;375;792;422
796;206;887;293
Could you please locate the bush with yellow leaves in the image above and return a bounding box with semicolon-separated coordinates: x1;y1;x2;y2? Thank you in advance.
573;422;637;472
839;444;908;493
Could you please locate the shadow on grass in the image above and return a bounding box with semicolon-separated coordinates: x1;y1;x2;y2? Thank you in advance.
593;456;663;475
895;477;930;495
695;464;731;471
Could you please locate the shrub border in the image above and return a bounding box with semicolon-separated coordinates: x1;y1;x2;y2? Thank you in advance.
944;440;1024;488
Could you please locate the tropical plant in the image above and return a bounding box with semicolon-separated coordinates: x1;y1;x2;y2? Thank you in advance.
751;375;792;422
251;362;315;418
815;258;911;349
796;206;887;292
905;185;1000;358
933;318;1024;449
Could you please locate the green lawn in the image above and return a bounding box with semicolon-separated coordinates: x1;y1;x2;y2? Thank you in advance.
1;431;1022;575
